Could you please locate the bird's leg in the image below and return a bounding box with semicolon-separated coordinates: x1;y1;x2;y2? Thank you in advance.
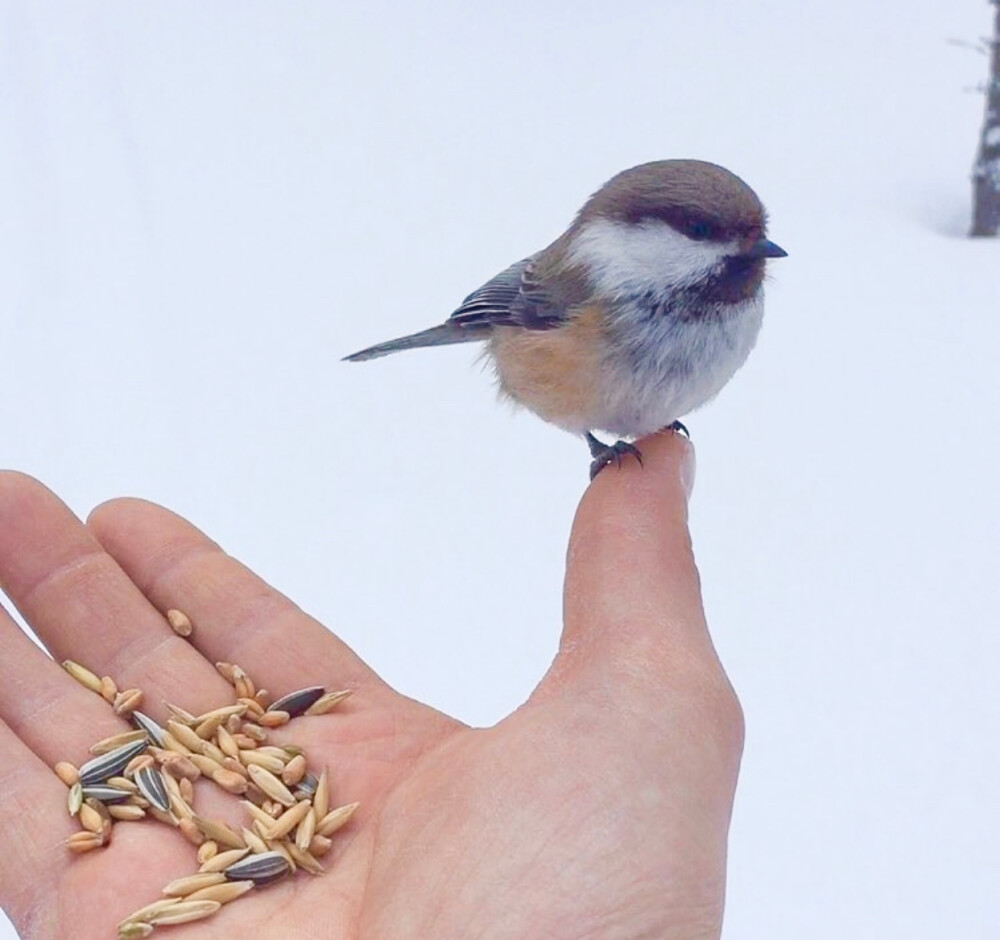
666;419;690;439
585;432;643;481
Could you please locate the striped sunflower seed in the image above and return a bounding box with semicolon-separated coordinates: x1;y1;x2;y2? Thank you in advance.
81;784;134;803
130;711;166;748
135;766;170;813
223;850;291;886
294;773;319;800
78;738;149;786
269;686;326;718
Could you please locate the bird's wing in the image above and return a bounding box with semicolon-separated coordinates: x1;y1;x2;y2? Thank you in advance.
448;257;566;331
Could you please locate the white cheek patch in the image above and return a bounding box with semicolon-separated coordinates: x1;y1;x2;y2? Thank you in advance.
568;218;737;296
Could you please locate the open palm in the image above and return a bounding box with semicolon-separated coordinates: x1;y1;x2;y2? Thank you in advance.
0;434;743;940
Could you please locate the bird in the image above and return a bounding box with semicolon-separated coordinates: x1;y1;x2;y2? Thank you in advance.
344;159;786;479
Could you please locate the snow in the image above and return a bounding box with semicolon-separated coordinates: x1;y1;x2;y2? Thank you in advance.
1;2;998;939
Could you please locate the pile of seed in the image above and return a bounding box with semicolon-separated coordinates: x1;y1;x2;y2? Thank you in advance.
56;609;359;939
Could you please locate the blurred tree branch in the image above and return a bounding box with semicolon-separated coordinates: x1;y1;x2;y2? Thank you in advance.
971;0;1000;236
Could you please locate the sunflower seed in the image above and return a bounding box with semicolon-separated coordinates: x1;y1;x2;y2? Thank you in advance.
79;738;150;785
223;850;291;886
184;879;254;904
162;871;226;897
294;773;319;800
62;660;102;693
146;899;221;926
165;608;193;637
67;782;83;816
81;785;134;803
135;767;170;813
304;688;354;716
131;711;166;748
269;686;326;718
247;764;297;807
54;761;79;787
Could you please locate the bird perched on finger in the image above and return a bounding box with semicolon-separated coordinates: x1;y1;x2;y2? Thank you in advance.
345;159;786;479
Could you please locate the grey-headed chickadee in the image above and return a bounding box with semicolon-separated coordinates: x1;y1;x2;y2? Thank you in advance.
346;160;786;478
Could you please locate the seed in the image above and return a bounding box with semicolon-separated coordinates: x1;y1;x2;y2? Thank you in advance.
216;725;239;759
309;834;332;857
118;897;183;924
66;830;104;853
78;801;105;835
225;713;242;734
124;754;155;777
90;729;149;756
192;815;245;850
117;922;154;938
197;840;219;864
161;754;201;781
131;711;166;748
304;688;354;716
254;688;272;709
238;697;266;719
233;733;259;749
179;777;194;804
160;730;193;757
193;704;247;739
295;804;315;853
287;839;324;875
178;817;205;846
316;802;360;838
81;785;134;803
166;608;193;637
146;899;221;926
106;776;139;793
188;753;225;777
258;709;290;728
266;837;296;871
54;761;79;787
135;767;170;813
113;688;144;716
313;767;329;820
239;750;285;775
215;662;237;683
247;764;296;807
99;676;119;704
269;685;326;718
223;850;291;886
184;879;254;904
61;660;102;693
211;768;249;795
294;773;319;800
221;756;249;778
67;782;83;816
198;846;249;873
201;741;226;764
241;826;270;855
164;720;204;754
78;738;149;785
108;804;146;821
264;799;312;840
163;700;198;724
282;754;307;787
239;800;274;827
162;871;226;897
232;666;255;700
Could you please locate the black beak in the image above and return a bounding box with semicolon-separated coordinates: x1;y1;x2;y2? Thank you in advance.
745;238;787;259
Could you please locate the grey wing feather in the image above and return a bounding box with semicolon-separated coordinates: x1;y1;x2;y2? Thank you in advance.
449;257;565;331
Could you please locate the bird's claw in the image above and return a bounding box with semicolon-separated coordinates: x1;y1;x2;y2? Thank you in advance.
585;433;644;480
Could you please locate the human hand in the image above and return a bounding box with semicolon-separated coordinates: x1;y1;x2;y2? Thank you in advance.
0;432;743;939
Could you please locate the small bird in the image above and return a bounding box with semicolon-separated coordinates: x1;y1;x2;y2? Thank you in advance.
345;160;786;479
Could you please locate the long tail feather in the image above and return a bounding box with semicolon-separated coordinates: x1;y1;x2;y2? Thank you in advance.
343;323;487;362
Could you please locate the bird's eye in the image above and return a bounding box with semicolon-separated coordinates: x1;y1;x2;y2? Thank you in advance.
686;219;714;241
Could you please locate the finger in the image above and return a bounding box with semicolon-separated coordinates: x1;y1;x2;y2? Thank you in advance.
0;472;230;718
0;711;75;927
541;431;724;696
86;496;385;703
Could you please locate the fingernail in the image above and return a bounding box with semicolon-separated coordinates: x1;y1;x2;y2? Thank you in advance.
679;440;696;500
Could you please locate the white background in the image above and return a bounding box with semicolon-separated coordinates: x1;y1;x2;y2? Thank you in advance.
2;2;998;937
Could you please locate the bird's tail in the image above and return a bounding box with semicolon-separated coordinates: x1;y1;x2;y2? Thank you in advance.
342;323;487;362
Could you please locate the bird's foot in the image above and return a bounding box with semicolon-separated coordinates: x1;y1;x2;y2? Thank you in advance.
666;419;690;439
585;432;643;481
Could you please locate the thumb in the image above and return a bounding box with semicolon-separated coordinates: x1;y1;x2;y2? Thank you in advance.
538;430;728;700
